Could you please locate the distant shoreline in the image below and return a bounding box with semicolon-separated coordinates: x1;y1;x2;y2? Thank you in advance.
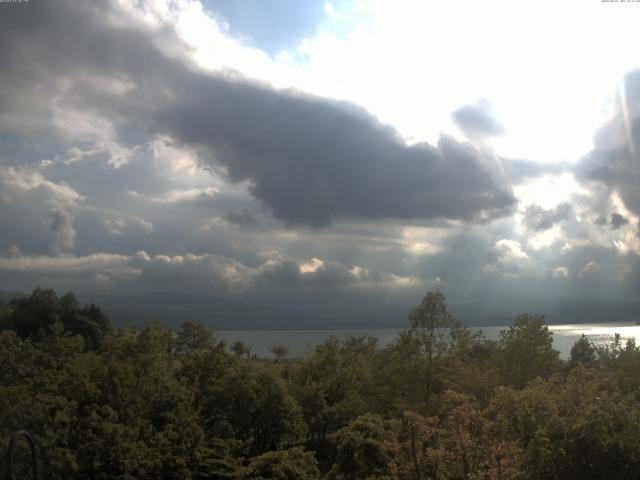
217;320;640;333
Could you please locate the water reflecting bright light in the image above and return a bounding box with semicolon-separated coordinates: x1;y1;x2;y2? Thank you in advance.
219;322;640;360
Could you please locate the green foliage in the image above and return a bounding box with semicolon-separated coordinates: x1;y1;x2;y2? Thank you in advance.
569;334;597;366
271;344;289;363
231;340;251;358
3;287;111;349
0;298;13;331
490;367;640;479
215;363;307;455
175;320;217;355
407;292;457;355
407;291;459;406
499;313;561;387
326;414;396;480
289;335;374;440
5;287;640;479
370;330;431;412
239;447;320;480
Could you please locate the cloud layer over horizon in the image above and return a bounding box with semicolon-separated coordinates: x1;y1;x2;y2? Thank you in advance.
0;0;639;324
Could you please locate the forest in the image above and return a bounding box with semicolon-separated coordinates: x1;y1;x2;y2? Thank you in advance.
2;288;640;479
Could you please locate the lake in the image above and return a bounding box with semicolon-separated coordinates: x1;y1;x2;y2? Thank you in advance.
219;322;640;360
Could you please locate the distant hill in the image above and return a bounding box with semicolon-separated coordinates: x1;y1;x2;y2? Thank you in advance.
1;289;412;330
76;293;640;330
0;289;26;302
77;292;345;330
3;288;639;330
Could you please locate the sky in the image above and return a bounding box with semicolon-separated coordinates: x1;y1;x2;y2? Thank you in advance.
0;0;639;325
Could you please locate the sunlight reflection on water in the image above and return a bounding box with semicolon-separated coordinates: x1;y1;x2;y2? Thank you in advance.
547;323;640;359
219;322;640;360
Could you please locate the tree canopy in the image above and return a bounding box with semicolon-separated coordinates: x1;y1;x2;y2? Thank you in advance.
2;288;640;479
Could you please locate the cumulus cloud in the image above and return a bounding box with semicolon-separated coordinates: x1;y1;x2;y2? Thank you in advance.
0;0;639;324
452;99;504;139
0;0;516;227
0;166;81;254
0;249;418;296
495;239;528;261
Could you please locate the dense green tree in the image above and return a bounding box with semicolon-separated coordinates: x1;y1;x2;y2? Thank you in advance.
0;298;13;331
6;287;640;479
387;411;443;480
407;291;458;406
8;287;61;340
231;340;251;358
191;438;242;479
326;414;396;480
271;344;289;363
4;288;110;349
437;390;521;479
208;362;306;455
499;314;561;388
569;334;597;366
289;336;373;440
175;320;216;355
490;367;640;479
370;331;429;413
239;447;320;480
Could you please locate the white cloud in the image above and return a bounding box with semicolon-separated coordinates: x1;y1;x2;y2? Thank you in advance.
553;266;569;278
400;226;446;255
103;215;154;236
495;239;528;261
1;0;639;317
0;252;132;273
0;166;81;206
129;0;640;168
58;142;133;169
0;250;421;294
129;186;219;204
0;165;82;253
299;257;324;274
389;273;418;287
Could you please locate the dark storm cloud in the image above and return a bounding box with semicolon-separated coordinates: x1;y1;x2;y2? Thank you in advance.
524;203;573;232
451;99;504;139
0;0;517;227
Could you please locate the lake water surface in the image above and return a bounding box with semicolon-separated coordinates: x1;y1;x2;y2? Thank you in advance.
219;322;640;360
